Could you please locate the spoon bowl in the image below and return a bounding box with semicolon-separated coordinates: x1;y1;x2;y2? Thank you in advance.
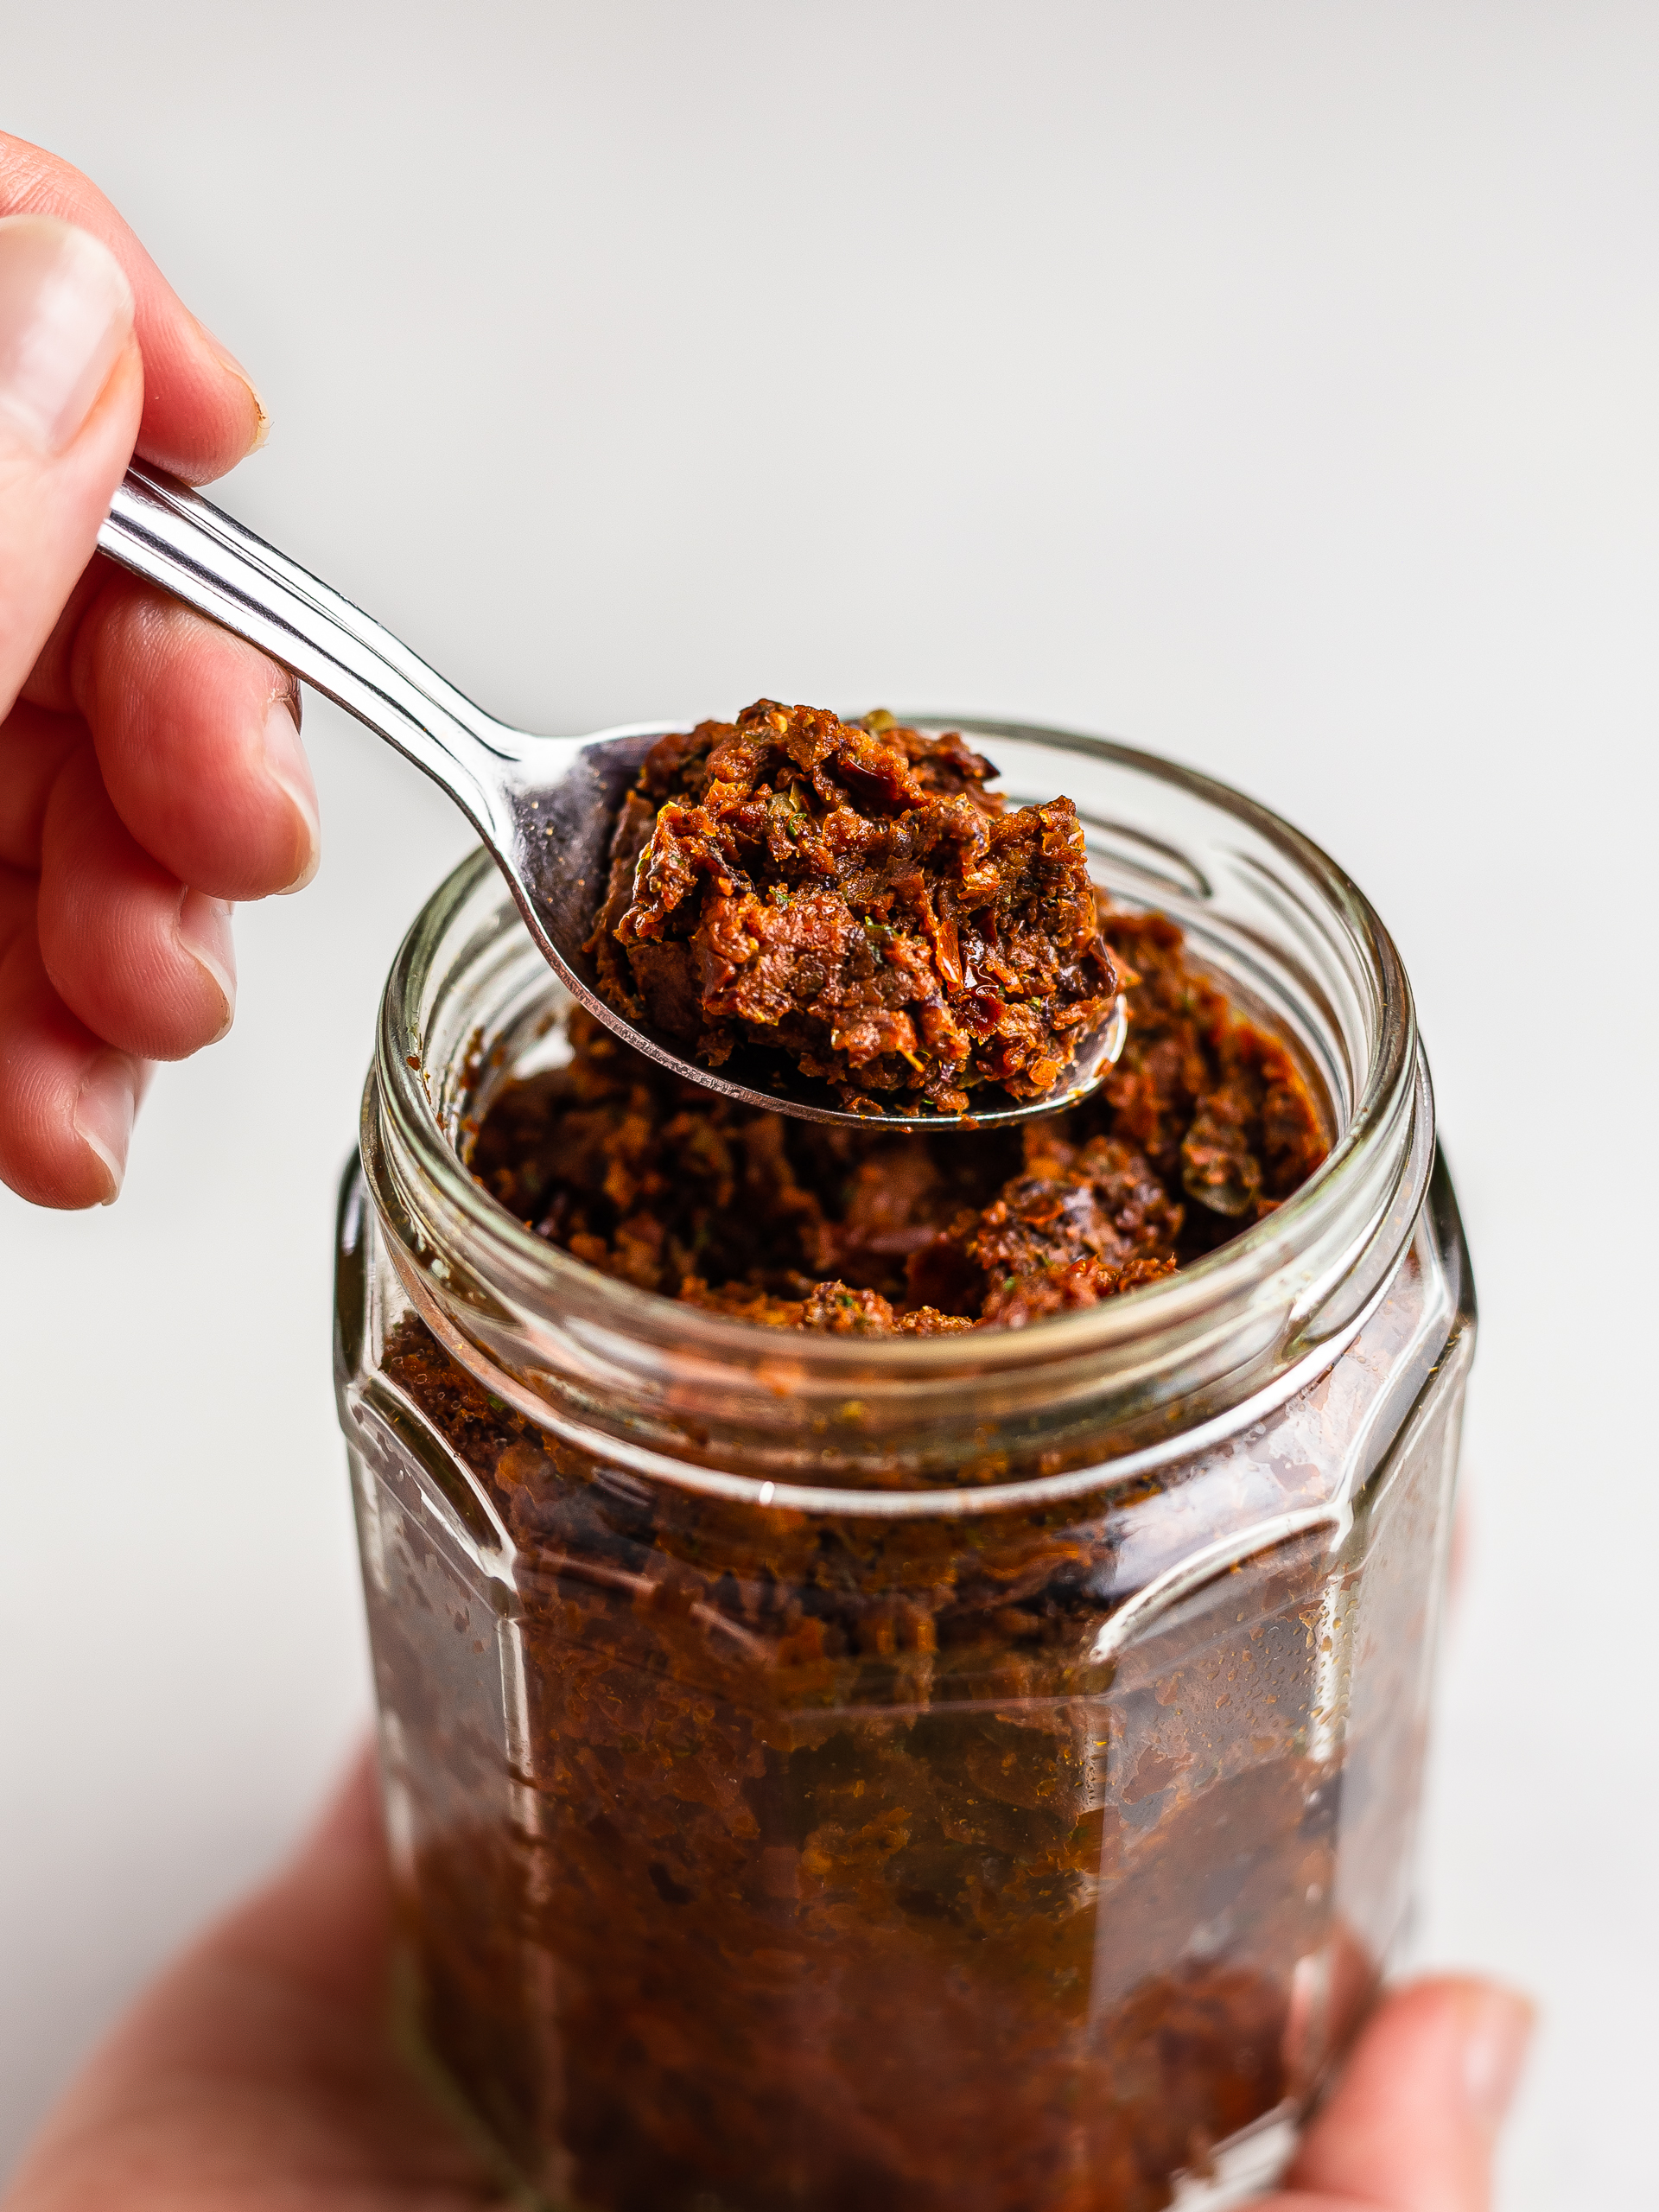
98;465;1124;1128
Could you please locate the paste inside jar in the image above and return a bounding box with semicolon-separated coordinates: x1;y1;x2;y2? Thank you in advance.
486;893;1325;1332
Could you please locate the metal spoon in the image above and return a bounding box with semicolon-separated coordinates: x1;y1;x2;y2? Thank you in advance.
97;462;1125;1129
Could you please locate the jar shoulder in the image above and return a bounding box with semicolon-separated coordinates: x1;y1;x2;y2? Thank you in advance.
334;1147;1472;1624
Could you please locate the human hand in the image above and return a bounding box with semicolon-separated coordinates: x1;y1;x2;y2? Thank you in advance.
3;1750;1531;2212
3;1753;500;2212
0;135;317;1210
1253;1972;1531;2212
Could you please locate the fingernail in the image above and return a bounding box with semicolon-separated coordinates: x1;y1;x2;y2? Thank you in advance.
177;888;237;1039
0;214;134;454
194;316;270;454
73;1050;146;1205
264;690;321;893
1461;1986;1535;2126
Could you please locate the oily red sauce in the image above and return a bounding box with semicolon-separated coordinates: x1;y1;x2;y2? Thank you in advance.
585;701;1120;1113
480;906;1325;1333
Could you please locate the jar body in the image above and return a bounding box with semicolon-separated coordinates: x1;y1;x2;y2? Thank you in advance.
336;718;1470;2211
335;1159;1470;2212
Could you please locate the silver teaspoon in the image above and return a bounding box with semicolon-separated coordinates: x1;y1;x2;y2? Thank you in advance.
98;463;1125;1130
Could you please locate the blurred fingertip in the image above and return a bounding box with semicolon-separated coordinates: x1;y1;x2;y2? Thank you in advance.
1459;1980;1535;2126
307;1742;385;1855
274;1742;385;1904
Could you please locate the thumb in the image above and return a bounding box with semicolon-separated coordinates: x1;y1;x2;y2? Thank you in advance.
0;213;142;722
1264;1974;1535;2212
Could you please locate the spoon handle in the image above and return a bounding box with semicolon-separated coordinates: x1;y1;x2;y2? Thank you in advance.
97;463;525;842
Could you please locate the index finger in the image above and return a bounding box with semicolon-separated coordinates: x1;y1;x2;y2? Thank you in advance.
0;131;265;483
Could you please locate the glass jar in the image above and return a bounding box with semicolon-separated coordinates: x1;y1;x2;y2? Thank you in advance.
334;717;1471;2212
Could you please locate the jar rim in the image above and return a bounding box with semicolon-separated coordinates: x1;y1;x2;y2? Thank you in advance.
372;712;1420;1387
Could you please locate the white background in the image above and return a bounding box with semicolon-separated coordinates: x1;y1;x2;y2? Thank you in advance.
2;5;1655;2202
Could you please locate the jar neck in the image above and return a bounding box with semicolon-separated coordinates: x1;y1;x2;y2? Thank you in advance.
361;721;1426;1509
